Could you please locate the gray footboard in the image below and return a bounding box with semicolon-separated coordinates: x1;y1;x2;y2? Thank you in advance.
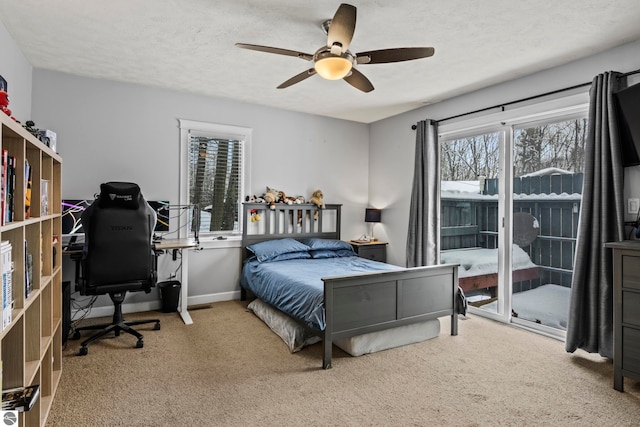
321;263;459;369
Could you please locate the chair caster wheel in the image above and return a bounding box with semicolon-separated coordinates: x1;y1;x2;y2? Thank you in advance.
78;347;88;356
153;322;160;330
136;339;144;348
73;331;81;340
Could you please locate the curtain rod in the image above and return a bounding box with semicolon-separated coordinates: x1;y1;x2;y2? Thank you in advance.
411;67;640;129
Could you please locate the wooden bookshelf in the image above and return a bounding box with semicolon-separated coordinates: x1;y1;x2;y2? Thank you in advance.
0;113;62;426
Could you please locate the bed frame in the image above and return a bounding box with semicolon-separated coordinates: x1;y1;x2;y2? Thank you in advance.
241;202;459;369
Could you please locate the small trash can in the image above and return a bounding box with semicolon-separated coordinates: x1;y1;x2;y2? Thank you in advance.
158;280;181;313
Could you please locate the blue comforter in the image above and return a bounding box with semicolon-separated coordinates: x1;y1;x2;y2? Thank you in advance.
241;256;400;331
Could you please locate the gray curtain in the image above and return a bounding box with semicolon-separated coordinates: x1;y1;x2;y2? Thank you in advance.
565;72;625;359
406;119;439;267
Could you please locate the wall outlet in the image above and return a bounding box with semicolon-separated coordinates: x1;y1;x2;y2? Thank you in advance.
628;198;640;215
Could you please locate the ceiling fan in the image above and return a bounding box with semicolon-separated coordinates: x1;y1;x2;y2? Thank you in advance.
235;3;435;93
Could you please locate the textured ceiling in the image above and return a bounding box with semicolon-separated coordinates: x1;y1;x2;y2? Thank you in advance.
1;0;640;123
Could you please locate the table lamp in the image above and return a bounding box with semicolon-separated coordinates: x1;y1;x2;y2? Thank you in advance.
365;208;382;241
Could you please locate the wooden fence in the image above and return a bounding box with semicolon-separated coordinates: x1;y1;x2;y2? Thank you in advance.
441;173;583;292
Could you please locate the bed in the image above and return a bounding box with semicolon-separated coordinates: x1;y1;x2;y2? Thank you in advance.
240;202;460;369
440;246;539;293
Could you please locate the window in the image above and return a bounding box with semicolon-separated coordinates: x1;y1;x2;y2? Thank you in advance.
179;120;251;237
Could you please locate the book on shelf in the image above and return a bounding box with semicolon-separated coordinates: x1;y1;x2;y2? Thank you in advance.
52;234;59;269
1;240;12;331
41;179;50;216
1;149;6;225
24;158;32;218
4;153;16;223
1;384;40;412
0;150;14;225
25;240;33;299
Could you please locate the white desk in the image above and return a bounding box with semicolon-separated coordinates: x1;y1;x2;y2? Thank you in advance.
154;238;198;325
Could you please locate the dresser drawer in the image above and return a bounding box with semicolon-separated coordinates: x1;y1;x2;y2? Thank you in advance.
622;255;640;290
623;327;640;374
623;291;640;326
356;245;386;262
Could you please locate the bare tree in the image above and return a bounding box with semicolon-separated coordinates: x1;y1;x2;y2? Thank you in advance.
442;117;587;183
441;133;499;181
190;137;241;233
514;118;587;175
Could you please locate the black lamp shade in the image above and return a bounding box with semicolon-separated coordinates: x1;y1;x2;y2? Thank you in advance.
365;208;381;223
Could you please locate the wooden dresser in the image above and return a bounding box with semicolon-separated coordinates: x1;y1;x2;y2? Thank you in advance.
606;240;640;392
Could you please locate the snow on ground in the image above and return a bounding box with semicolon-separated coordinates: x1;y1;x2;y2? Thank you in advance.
441;245;537;278
441;246;570;331
480;284;570;330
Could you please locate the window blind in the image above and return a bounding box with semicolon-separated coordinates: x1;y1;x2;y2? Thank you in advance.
188;132;243;233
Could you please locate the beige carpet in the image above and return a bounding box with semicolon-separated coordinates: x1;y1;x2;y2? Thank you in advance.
47;300;640;426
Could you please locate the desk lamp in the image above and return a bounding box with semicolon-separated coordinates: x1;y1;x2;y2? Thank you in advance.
365;208;382;241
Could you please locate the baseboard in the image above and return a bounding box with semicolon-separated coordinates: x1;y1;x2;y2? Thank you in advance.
187;290;240;306
75;290;242;320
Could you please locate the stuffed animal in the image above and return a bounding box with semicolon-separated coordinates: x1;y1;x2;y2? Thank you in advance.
249;209;261;222
281;193;299;205
245;194;266;204
277;190;289;204
310;189;325;209
245;196;262;222
0;91;14;120
263;187;280;209
310;189;325;219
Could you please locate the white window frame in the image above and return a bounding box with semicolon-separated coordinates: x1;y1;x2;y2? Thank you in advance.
178;119;252;243
437;90;589;336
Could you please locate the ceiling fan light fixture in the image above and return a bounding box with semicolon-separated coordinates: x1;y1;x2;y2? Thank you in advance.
236;4;433;92
314;51;353;80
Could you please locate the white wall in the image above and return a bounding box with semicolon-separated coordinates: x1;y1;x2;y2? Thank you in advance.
5;12;640;311
30;69;370;311
0;19;32;121
370;39;640;266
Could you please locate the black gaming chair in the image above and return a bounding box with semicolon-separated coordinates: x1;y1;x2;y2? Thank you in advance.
72;182;160;355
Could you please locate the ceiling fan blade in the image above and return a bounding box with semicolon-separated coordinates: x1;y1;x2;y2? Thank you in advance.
235;43;313;61
277;69;317;89
327;3;357;53
343;68;374;93
356;47;435;64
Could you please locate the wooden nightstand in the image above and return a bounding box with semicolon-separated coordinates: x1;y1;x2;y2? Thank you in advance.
349;241;387;263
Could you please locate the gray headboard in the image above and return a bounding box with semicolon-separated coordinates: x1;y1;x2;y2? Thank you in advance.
241;203;342;256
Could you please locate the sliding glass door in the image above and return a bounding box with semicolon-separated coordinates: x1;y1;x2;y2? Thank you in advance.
440;129;510;322
509;117;586;334
439;114;587;334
